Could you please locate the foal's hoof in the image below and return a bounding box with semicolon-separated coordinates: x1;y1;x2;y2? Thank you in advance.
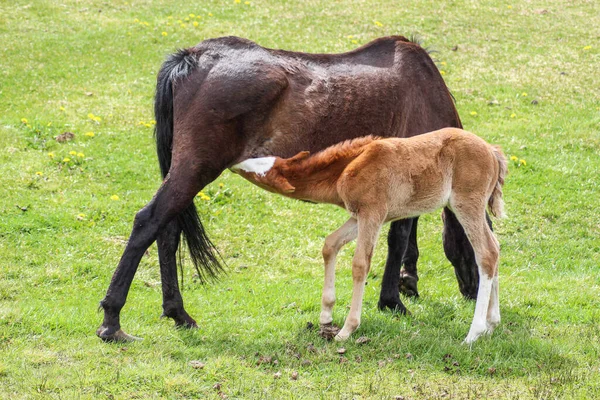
318;323;341;340
398;271;419;297
96;326;143;342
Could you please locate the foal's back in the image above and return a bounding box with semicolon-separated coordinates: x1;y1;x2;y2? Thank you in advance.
337;128;499;221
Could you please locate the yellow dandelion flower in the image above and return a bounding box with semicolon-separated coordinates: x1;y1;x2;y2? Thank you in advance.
184;17;190;21
110;195;119;201
145;123;152;128
511;113;516;118
63;157;71;163
235;0;241;3
77;213;86;219
142;21;149;26
180;23;186;28
519;159;526;166
245;1;250;4
69;151;77;156
470;111;478;116
59;106;65;111
167;16;173;19
48;152;55;158
196;15;202;19
162;31;168;36
351;40;358;44
21;118;28;124
77;152;85;158
47;122;52;127
440;70;446;75
151;120;156;125
374;20;383;27
583;45;591;51
219;183;225;188
208;12;213;16
85;131;95;137
521;92;528;97
197;192;211;201
193;21;198;27
36;171;43;176
189;13;195;18
507;5;512;9
177;19;182;23
134;18;139;23
510;155;518;161
26;124;32;128
440;61;447;66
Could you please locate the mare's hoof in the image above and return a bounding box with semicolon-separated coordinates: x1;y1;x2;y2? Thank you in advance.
162;312;199;329
175;320;198;329
318;323;341;340
398;271;419;297
377;297;409;315
96;326;143;342
460;286;478;301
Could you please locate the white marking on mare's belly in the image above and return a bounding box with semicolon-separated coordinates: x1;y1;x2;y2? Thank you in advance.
230;157;276;176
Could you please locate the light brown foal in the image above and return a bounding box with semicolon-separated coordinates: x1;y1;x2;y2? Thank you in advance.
231;128;507;344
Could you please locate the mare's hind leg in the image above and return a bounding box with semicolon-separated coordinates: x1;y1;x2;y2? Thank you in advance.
442;208;482;299
336;213;384;341
158;220;197;328
378;218;416;313
319;218;358;339
451;208;499;344
399;217;420;298
97;166;209;342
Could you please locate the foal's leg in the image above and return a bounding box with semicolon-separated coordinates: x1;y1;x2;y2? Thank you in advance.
378;218;415;312
97;167;210;342
336;214;383;341
453;211;499;344
487;271;501;331
319;218;358;338
157;219;197;328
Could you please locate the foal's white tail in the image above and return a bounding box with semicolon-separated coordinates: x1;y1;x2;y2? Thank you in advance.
488;146;507;219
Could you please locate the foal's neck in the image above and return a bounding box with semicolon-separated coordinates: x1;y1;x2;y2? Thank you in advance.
282;136;378;204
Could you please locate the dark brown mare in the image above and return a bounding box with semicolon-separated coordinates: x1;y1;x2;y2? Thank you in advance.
97;35;482;341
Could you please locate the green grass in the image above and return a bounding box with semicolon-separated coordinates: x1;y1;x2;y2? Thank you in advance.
1;0;599;398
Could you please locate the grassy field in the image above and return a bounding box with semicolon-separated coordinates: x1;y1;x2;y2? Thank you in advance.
1;0;599;398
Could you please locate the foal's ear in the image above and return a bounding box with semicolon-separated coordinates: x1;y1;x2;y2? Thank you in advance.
278;179;296;193
271;174;295;193
288;151;310;163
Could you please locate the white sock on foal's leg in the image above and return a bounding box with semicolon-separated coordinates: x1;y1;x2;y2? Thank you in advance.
464;273;494;344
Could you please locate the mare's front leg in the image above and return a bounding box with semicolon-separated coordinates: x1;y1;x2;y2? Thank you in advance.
378;218;418;312
336;214;383;341
158;219;197;328
319;218;358;339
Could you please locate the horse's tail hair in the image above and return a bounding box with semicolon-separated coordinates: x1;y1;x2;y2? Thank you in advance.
154;49;224;283
488;145;507;219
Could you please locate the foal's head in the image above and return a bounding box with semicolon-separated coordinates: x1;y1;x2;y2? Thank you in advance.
231;151;310;194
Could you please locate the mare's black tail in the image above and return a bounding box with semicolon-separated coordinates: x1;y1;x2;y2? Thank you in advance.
154;49;224;283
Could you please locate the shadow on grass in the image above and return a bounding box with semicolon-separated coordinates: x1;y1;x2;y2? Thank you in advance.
170;300;576;381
